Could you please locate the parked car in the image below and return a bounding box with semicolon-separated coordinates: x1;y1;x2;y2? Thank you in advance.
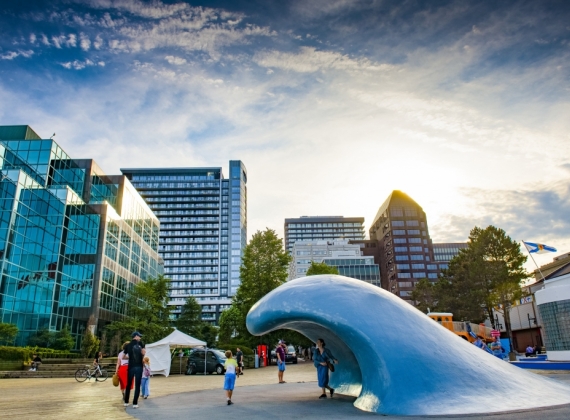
186;348;227;375
270;345;298;364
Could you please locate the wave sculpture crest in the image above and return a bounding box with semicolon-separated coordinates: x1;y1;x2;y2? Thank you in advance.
246;275;570;416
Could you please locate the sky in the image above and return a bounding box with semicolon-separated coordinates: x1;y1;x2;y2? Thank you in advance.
1;0;569;269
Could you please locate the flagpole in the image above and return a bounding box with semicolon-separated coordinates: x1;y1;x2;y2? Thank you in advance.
522;240;546;282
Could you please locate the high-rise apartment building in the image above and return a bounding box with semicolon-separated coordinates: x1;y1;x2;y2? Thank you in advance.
0;125;162;347
284;216;365;253
122;161;247;324
369;190;435;302
288;240;381;286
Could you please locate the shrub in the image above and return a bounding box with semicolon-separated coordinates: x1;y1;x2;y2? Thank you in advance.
0;323;18;345
0;346;79;361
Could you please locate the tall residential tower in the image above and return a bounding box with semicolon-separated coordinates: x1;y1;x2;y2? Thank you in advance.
122;161;247;324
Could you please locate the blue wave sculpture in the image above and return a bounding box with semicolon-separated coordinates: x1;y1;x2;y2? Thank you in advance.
246;275;570;416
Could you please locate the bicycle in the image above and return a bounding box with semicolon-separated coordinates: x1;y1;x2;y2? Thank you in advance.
75;364;108;382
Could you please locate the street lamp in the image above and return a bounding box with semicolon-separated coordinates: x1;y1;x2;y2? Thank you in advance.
494;314;503;330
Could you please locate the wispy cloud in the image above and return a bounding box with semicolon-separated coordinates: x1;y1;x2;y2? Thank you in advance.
0;50;34;60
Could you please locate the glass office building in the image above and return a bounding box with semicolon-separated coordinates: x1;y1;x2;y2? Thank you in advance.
121;161;247;324
284;216;365;253
369;190;435;301
0;125;162;347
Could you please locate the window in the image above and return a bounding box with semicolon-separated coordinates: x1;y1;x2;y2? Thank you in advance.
409;246;422;252
394;247;407;252
400;291;412;297
393;238;406;244
407;230;420;235
398;282;412;288
412;272;426;278
406;220;419;227
395;255;409;261
428;273;438;279
427;264;438;270
392;221;404;227
439;264;449;270
411;264;425;269
398;273;411;278
410;255;424;261
396;264;410;269
409;238;421;244
393;230;406;235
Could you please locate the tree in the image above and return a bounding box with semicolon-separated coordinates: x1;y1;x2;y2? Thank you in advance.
52;325;75;351
306;261;339;276
435;226;528;355
81;316;100;358
27;328;54;348
410;278;437;314
234;229;291;322
106;275;173;344
176;296;203;337
199;324;219;348
229;229;291;344
0;323;18;345
218;305;245;343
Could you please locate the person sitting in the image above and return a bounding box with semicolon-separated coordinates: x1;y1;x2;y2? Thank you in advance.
30;354;42;371
525;345;534;357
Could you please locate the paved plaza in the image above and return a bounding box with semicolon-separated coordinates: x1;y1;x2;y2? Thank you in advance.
1;361;570;420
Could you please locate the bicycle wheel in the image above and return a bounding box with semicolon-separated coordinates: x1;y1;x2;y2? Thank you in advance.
75;368;89;382
96;369;108;382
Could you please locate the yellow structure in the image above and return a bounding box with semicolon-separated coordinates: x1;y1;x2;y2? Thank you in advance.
428;312;493;343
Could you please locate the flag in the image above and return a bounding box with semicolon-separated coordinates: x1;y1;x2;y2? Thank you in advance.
523;241;557;254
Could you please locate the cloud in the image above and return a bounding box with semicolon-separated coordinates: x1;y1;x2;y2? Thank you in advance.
165;55;186;65
80;33;91;51
0;50;34;60
253;46;394;73
60;59;96;70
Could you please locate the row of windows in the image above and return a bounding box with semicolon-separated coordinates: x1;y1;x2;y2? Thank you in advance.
394;246;424;252
395;255;425;261
392;238;425;244
287;222;362;228
391;220;421;227
132;175;217;181
392;230;424;235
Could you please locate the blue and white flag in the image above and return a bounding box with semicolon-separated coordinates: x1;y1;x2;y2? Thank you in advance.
523;241;557;254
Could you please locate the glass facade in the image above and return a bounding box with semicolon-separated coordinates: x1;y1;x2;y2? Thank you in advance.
537;299;570;352
0;126;162;347
284;216;365;253
369;190;435;302
433;243;468;262
323;258;381;286
122;161;247;324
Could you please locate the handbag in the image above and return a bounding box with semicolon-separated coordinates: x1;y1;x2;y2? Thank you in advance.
326;361;335;372
112;373;120;387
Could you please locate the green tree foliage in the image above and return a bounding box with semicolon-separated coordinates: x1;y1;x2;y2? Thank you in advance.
0;323;18;345
234;229;291;321
425;226;527;349
27;328;54;348
306;261;340;276
224;229;291;345
176;296;203;337
106;275;174;343
199;324;219;348
81;328;100;358
52;325;75;351
218;305;245;344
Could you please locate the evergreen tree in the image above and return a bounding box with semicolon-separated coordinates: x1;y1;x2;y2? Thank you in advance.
52;325;75;351
218;305;245;343
306;261;339;276
176;296;203;337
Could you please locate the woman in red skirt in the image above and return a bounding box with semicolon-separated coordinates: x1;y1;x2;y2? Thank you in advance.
115;342;133;398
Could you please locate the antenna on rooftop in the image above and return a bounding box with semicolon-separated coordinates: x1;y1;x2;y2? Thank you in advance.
50;133;55;139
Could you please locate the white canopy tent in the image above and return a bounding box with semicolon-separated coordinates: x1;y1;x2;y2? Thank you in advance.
145;329;206;377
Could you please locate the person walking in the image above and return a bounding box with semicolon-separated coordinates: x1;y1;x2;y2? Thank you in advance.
235;347;244;376
313;338;338;399
276;340;286;383
116;342;133;399
123;331;146;408
141;356;151;399
223;350;238;405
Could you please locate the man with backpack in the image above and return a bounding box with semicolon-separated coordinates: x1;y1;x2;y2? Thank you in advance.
123;331;146;408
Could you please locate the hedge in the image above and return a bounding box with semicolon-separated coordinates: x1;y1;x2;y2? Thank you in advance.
0;346;80;361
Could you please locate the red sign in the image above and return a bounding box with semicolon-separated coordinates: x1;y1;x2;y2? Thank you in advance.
491;330;501;338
